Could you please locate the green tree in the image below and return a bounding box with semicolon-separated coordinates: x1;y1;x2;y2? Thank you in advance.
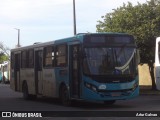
0;42;10;58
0;52;9;64
96;0;160;90
0;42;10;63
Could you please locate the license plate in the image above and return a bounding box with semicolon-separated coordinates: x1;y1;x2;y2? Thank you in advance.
111;92;121;97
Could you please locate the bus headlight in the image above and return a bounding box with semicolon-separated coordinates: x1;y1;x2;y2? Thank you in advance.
132;82;138;91
84;82;97;92
85;82;91;88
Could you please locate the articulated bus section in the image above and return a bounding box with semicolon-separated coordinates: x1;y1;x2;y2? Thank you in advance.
10;33;139;106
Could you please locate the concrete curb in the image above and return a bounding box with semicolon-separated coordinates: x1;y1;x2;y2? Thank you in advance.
140;89;160;95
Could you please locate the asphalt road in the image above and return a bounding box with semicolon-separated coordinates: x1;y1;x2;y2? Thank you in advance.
0;84;160;120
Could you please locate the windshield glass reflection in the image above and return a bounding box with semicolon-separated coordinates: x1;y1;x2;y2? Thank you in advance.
83;47;136;75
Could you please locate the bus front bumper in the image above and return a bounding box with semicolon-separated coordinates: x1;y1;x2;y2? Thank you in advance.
82;82;139;101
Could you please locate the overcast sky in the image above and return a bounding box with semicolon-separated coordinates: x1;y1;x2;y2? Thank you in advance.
0;0;147;49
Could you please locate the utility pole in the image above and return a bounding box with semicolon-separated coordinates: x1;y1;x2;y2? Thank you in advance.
14;28;20;47
73;0;77;35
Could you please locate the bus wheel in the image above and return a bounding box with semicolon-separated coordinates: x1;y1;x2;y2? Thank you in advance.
60;85;71;106
104;100;116;105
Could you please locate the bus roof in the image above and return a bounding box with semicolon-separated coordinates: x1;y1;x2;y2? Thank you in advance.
11;32;131;52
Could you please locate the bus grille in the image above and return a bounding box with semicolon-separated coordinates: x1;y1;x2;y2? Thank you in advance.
99;89;133;97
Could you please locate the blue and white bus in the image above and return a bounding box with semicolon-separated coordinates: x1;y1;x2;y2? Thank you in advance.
155;37;160;90
0;61;10;83
10;33;139;106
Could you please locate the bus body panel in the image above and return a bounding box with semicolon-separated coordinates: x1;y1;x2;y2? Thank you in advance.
16;71;20;91
155;37;160;90
82;85;139;101
155;65;160;90
37;71;43;95
20;69;35;94
55;67;69;97
10;69;15;90
81;75;139;101
43;69;57;97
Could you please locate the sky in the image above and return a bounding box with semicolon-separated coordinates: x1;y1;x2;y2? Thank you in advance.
0;0;147;49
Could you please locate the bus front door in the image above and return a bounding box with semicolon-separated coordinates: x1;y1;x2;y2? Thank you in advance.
35;50;43;95
70;44;81;98
14;53;20;91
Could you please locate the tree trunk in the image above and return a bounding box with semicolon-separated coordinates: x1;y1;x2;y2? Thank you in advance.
148;61;157;90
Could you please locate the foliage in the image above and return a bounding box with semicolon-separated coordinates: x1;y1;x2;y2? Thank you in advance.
97;0;160;62
0;42;10;63
0;42;10;57
96;0;160;89
0;52;9;64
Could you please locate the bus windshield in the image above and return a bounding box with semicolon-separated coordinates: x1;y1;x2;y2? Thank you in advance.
83;46;136;76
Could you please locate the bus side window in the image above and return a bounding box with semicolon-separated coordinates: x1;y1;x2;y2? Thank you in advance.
55;44;67;67
44;46;54;68
38;51;42;70
21;51;27;68
11;52;15;69
28;49;34;68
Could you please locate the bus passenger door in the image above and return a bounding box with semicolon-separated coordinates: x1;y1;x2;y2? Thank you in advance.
35;50;43;94
69;44;81;98
14;53;20;91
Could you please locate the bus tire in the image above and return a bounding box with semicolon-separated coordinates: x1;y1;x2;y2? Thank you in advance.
60;85;71;106
104;100;116;105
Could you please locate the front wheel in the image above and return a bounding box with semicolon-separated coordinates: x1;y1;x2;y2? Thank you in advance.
104;100;116;105
60;85;71;106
